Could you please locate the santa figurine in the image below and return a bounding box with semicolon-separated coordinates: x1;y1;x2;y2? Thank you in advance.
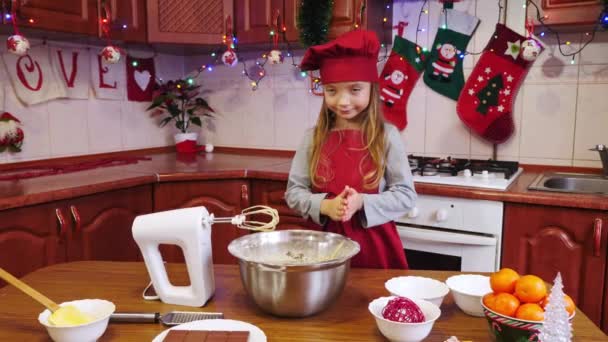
431;43;460;81
0;112;24;152
379;70;408;107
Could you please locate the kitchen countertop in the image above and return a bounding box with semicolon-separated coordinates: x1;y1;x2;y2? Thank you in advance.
0;261;605;341
0;151;607;211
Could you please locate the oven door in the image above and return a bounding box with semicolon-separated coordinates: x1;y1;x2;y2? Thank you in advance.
396;225;499;272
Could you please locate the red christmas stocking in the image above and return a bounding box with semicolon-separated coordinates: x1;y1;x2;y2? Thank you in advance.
379;35;427;131
457;23;543;143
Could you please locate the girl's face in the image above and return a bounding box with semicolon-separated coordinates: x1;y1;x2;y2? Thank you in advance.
324;81;371;124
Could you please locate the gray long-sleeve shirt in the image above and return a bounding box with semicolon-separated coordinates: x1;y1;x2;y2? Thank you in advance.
285;123;417;228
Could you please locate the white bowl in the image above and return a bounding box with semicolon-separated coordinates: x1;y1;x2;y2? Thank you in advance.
385;276;450;307
38;299;115;342
368;296;441;342
445;274;492;317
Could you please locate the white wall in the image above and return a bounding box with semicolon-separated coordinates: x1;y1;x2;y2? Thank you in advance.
1;0;606;168
0;37;184;164
185;0;608;168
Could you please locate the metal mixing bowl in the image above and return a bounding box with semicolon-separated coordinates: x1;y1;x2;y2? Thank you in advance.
227;229;360;317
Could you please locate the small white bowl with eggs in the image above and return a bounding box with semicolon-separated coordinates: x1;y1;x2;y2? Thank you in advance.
385;276;450;307
38;299;115;342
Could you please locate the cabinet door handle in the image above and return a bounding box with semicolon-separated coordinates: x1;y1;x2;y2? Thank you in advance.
594;218;603;257
55;208;67;238
70;205;81;232
241;184;249;207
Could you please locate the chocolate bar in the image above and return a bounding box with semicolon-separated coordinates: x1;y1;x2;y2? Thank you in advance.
164;330;250;341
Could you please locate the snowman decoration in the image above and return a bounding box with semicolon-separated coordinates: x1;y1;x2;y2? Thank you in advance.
267;49;284;64
380;70;408;107
520;39;541;62
431;43;460;80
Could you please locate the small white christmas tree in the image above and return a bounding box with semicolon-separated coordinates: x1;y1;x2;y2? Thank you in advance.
538;272;572;342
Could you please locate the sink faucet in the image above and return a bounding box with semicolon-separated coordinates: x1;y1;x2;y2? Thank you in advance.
591;144;608;177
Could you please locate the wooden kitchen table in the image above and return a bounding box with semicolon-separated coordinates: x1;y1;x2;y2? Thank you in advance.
0;262;605;341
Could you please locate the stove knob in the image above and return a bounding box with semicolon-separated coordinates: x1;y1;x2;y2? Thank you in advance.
463;169;472;177
481;170;489;179
407;207;419;218
435;209;448;222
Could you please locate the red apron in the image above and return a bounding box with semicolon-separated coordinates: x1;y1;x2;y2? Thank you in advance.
308;130;408;269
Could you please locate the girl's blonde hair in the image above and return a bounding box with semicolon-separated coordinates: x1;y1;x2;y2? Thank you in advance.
309;83;386;190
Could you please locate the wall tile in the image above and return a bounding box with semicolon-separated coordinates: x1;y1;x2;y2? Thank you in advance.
519;157;572;167
573;84;608;160
579;34;608;65
534;33;582;66
579;64;608;84
121;101;174;149
573;159;603;168
402;81;426;154
519;84;576;159
87;98;122;153
47;99;89;157
274;88;310;149
525;65;578;84
425;90;470;155
240;88;275;148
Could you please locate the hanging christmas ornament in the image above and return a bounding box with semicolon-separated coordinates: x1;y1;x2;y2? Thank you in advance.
6;35;30;56
267;9;284;65
100;45;121;63
521;39;541;62
0;112;24;152
222;16;238;67
222;49;238;67
99;2;121;63
6;5;29;56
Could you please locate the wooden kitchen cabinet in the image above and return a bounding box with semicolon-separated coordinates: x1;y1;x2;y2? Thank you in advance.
235;0;284;44
154;180;250;264
14;0;98;35
236;0;391;44
146;0;233;44
0;203;62;286
528;0;603;27
250;180;309;230
502;203;608;328
59;185;153;262
327;0;391;42
98;0;147;43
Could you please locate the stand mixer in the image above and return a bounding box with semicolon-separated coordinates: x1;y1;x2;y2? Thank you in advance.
132;205;278;307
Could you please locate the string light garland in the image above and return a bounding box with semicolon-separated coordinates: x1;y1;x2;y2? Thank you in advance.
527;0;605;64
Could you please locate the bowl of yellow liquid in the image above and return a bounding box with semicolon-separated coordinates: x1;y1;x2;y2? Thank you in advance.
38;299;115;342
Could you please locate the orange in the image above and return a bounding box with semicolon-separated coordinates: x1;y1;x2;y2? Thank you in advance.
490;268;520;294
483;292;498;310
540;294;576;316
493;292;520;317
514;275;547;303
515;303;545;321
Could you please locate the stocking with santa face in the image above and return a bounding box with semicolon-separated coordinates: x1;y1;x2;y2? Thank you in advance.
456;23;543;143
423;9;479;100
378;35;428;131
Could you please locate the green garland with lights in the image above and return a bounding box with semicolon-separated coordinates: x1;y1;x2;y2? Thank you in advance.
297;0;334;47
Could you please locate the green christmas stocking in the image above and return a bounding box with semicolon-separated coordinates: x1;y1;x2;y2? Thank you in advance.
423;9;479;100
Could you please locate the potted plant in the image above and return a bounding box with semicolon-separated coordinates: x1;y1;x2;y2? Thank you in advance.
147;78;215;152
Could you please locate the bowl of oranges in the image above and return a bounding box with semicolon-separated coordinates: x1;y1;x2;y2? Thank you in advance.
481;268;575;341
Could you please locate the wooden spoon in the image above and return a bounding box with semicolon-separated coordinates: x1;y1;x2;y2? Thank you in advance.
0;267;60;312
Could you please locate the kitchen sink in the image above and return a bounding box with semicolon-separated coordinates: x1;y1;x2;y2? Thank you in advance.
528;172;608;195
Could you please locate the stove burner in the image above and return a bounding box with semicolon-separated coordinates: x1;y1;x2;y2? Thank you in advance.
407;155;519;179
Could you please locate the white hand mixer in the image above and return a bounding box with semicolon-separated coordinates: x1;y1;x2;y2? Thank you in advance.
132;205;278;307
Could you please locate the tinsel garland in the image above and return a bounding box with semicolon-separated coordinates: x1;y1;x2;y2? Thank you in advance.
297;0;334;47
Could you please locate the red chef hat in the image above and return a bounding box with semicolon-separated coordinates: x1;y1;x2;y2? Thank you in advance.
300;30;380;84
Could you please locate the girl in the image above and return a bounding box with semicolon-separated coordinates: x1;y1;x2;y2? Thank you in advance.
285;30;417;269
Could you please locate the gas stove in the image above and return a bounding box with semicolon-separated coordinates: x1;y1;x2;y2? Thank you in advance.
408;155;523;191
